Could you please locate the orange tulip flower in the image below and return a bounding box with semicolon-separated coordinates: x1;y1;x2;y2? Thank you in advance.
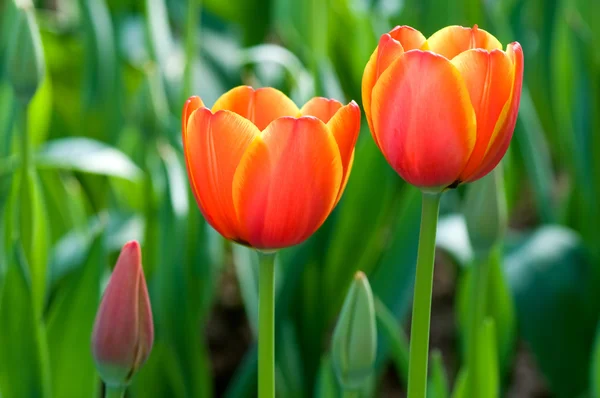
182;86;360;250
362;25;523;191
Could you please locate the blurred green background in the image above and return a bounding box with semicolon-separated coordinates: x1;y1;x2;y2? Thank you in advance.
1;0;599;397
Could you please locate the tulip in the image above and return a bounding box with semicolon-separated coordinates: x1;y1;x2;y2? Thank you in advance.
91;241;154;392
182;86;360;398
362;25;523;191
362;25;523;398
182;86;361;250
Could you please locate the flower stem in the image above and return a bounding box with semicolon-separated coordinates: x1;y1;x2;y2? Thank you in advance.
467;248;493;397
407;191;442;398
105;385;126;398
258;251;277;398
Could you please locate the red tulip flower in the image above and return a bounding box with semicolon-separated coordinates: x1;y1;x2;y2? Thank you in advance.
91;241;154;387
182;86;360;250
362;25;523;191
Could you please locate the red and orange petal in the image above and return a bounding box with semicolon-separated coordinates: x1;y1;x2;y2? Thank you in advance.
232;117;343;249
326;101;361;201
452;49;513;181
184;108;260;241
388;25;427;51
362;26;427;145
362;49;379;138
427;25;502;60
211;86;299;130
300;97;343;122
467;42;524;182
371;50;476;189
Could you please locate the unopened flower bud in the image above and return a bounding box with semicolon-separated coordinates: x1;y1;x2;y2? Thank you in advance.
5;0;45;103
332;271;377;390
91;241;154;387
463;166;507;255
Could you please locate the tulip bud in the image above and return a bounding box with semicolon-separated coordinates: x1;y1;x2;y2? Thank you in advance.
463;166;507;255
331;271;377;390
91;241;154;387
5;0;45;103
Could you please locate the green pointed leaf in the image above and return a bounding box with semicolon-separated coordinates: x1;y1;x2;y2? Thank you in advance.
374;297;409;384
36;138;142;181
46;231;105;398
427;350;449;398
0;244;51;398
17;168;49;314
505;226;600;397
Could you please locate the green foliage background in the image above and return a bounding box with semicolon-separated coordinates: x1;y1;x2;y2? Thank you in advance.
1;0;599;397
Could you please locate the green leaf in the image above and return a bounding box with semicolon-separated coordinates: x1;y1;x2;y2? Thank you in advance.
276;320;305;398
436;214;473;268
314;356;340;398
374;296;409;384
474;318;500;398
0;244;51;398
224;345;258;398
505;226;600;397
591;321;600;398
36;138;142;181
46;231;105;398
324;137;400;321
456;245;516;374
451;319;499;398
17;168;49;315
231;244;260;335
27;76;52;148
47;215;104;290
427;350;449;398
130;341;187;398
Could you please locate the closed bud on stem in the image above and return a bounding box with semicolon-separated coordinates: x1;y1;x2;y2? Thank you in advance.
332;271;377;390
91;241;154;388
463;165;507;255
5;0;45;104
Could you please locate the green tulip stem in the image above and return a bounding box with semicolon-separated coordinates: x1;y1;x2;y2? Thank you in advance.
105;385;125;398
258;250;277;398
467;249;493;397
407;191;442;398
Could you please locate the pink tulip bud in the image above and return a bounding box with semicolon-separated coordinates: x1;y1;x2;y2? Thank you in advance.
91;241;154;387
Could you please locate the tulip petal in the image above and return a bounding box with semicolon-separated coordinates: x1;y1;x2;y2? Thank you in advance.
452;49;513;181
326;101;361;202
184;108;260;241
375;33;405;78
182;96;204;135
362;48;378;139
388;25;427;51
182;97;207;217
469;42;524;181
232;117;342;249
427;25;502;59
212;86;299;130
300;97;343;123
135;263;153;368
371;50;476;189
